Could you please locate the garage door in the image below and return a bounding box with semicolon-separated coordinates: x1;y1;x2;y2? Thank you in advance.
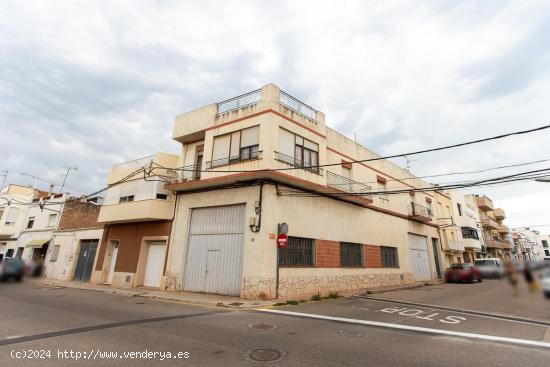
73;240;98;282
143;241;166;288
183;204;245;296
408;233;432;281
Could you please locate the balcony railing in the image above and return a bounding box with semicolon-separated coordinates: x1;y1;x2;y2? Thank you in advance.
497;225;509;234
408;202;433;222
217;89;261;114
446;240;465;252
476;195;494;211
326;171;372;195
179;164;202;182
484;238;501;249
280;91;317;120
274;151;323;175
481;216;499;230
207;150;262;169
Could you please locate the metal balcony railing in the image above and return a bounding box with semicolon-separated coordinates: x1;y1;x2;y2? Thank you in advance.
409;202;433;219
274;151;322;175
207;150;261;169
280;91;317;120
217;89;261;114
326;171;372;194
179;164;203;182
481;216;499;229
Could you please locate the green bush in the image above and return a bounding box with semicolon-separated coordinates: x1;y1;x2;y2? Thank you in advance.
328;291;339;299
310;293;322;301
286;300;299;305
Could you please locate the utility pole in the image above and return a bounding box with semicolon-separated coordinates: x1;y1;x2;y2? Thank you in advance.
60;166;77;193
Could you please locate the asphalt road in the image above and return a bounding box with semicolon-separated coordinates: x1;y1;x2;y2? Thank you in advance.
1;281;549;367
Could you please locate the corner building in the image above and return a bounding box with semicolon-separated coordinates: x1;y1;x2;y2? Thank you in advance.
164;84;442;299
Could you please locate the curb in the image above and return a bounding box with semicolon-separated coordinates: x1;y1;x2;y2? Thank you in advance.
352;295;550;327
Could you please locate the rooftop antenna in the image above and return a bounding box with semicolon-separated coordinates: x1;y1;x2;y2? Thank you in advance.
403;155;418;171
60;166;77;193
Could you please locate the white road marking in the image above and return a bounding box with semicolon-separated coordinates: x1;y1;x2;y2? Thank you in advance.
260;309;550;349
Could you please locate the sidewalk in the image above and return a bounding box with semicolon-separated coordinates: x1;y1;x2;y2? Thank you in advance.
42;279;274;310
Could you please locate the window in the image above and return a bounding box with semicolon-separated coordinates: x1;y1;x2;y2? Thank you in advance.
277;128;319;173
278;237;314;267
5;207;19;225
461;227;479;240
6;248;14;258
380;246;399;268
545;250;550;256
49;245;60;262
15;247;23;258
119;195;134;203
26;216;35;229
47;213;57;227
542;240;548;248
156;193;168;200
211;126;260;167
457;203;462;216
340;242;363;267
0;208;4;220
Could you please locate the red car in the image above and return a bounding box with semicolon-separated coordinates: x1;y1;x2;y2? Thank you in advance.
445;263;482;283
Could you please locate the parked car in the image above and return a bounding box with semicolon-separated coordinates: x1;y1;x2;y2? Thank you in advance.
474;258;504;279
445;263;482;283
541;269;550;299
0;257;25;282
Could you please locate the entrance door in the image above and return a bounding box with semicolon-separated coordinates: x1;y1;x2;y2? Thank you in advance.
408;233;432;281
183;204;245;296
106;241;119;284
73;240;98;282
143;241;166;288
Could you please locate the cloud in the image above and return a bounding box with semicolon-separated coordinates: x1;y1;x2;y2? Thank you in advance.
0;0;549;233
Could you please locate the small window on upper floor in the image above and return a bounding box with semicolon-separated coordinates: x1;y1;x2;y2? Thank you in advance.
26;216;35;229
156;193;168;200
5;207;19;225
211;126;260;167
457;203;463;216
119;195;134;203
277;128;319;173
47;213;57;227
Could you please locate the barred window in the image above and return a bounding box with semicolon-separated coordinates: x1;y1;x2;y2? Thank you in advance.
340;242;363;267
278;237;314;267
381;246;399;268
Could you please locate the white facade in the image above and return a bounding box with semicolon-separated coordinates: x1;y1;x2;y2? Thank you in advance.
45;227;104;281
0;185;36;258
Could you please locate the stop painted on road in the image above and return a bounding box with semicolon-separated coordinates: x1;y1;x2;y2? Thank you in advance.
378;307;466;324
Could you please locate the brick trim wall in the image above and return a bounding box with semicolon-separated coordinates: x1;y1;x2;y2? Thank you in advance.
364;245;382;268
316;240;341;268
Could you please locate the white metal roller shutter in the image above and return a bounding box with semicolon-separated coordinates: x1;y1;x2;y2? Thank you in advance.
143;242;166;288
183;204;245;296
407;233;432;281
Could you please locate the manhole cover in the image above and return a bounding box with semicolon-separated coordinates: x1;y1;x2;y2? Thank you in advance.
248;322;278;331
337;329;363;337
247;348;285;363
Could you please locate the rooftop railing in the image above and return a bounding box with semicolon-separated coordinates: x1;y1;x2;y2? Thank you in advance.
409;202;433;219
217;89;261;114
326;171;372;195
280;90;317;120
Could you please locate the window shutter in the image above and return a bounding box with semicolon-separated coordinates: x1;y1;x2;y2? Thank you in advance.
6;207;19;223
212;134;231;164
278;128;295;157
304;139;318;152
241;126;259;147
229;131;240;158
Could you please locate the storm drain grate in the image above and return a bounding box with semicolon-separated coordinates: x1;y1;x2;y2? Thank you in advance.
248;323;278;331
246;348;286;363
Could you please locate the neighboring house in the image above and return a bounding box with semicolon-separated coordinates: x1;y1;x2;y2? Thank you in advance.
468;195;512;260
45;198;104;282
450;192;483;263
434;190;464;268
16;193;66;271
163;84;441;299
91;153;179;289
541;236;550;262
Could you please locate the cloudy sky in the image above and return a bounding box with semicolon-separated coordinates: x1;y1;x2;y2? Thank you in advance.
1;0;549;233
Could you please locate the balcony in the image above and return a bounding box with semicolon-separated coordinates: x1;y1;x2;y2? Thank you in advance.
494;208;505;220
497;225;509;234
481;216;499;230
446;240;465;252
274;151;322;175
279;91;318;121
500;241;513;250
476;196;494;211
98;199;175;223
484;238;501;249
208;150;262;169
408;202;433;222
217;89;261;115
326;171;372;196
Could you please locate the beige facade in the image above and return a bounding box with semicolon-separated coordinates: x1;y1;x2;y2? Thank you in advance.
470;195;512;260
434;191;464;268
165;84;442;299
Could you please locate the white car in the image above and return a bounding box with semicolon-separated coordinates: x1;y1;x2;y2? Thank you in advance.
541;269;550;299
474;258;504;279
